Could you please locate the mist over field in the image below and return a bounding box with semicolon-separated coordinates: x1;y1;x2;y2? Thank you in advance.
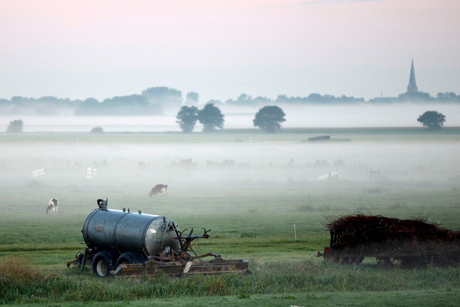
1;132;459;196
1;102;460;132
1;100;459;222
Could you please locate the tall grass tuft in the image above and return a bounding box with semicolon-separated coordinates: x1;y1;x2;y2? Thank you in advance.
0;256;43;286
0;256;61;304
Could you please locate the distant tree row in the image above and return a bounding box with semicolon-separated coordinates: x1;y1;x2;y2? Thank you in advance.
74;87;185;116
223;93;365;106
0;87;196;116
372;91;460;103
1;87;460;116
219;92;460;105
0;96;80;116
74;95;161;116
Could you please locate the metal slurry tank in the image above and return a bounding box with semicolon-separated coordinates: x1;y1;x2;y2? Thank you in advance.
82;208;180;257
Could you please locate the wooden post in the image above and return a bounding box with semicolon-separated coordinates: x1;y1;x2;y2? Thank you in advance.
294;224;297;241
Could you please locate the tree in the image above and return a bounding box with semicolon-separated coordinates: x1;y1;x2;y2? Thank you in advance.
90;126;104;133
141;87;182;111
437;92;458;101
205;99;223;106
185;92;199;105
176;106;199;133
6;119;23;133
417;111;446;130
197;104;224;132
253;106;286;133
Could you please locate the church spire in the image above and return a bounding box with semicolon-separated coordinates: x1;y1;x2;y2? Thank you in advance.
407;59;418;93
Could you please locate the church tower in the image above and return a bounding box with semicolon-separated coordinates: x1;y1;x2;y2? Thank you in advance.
407;59;418;93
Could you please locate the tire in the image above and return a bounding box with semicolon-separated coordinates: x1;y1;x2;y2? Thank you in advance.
355;257;365;265
378;257;394;268
331;255;341;263
116;252;146;268
92;250;118;277
400;257;424;269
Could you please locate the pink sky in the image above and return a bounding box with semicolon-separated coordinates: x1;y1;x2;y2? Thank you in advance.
0;0;459;102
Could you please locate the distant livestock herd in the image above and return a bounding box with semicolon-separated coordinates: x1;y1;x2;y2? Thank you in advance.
44;184;168;215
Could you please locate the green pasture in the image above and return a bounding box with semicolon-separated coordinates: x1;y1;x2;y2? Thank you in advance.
1;129;460;305
1;183;460;265
1;126;460;144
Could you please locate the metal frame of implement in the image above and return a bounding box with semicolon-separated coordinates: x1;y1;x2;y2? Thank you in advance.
68;227;250;277
113;227;250;277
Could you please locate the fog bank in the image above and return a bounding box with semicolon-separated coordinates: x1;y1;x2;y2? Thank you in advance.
1;103;459;133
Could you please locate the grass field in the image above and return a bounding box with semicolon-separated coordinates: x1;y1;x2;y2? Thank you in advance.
1;128;460;305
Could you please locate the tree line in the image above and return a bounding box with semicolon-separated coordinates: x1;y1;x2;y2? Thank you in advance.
1;86;459;116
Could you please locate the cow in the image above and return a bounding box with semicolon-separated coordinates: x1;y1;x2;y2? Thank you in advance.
45;198;59;214
149;184;168;197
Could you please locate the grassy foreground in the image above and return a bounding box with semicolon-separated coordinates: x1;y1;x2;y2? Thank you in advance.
3;290;460;307
0;258;460;306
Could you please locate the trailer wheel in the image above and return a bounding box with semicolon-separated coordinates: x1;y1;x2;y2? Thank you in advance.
377;257;394;268
355;257;364;265
400;257;425;268
342;257;365;265
331;254;341;263
116;252;145;268
92;250;118;277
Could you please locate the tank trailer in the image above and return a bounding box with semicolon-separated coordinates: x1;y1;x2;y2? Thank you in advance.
67;199;250;277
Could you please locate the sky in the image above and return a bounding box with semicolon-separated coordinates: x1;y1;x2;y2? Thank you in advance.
1;0;459;103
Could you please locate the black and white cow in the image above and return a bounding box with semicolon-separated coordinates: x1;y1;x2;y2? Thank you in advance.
45;198;59;214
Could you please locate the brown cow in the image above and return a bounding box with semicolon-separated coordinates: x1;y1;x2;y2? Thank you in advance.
149;184;168;197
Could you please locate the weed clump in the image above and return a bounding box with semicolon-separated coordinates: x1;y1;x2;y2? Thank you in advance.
207;277;229;295
0;256;61;304
0;257;44;286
